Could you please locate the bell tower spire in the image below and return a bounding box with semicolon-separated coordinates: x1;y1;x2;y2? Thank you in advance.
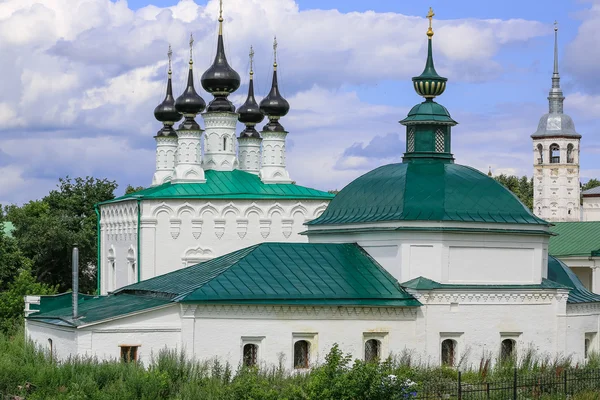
531;21;581;222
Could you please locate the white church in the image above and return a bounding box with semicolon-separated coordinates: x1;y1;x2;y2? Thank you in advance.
25;8;600;369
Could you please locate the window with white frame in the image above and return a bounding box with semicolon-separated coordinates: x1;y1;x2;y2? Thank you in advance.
127;246;136;284
241;336;264;367
500;332;521;362
107;246;116;292
585;332;597;359
440;332;463;367
292;333;317;369
363;332;388;362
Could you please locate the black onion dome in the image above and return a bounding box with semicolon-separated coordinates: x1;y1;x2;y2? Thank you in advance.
201;35;241;100
175;66;206;115
154;73;182;124
259;69;289;118
238;78;264;126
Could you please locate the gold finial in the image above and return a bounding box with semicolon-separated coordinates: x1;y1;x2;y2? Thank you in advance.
249;45;255;77
189;33;194;66
167;44;173;75
273;36;278;70
426;7;435;38
218;0;223;35
554;20;558;32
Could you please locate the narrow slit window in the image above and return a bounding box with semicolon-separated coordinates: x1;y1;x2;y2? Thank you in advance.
223;137;227;151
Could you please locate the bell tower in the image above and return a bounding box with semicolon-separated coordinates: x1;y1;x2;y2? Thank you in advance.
532;22;581;222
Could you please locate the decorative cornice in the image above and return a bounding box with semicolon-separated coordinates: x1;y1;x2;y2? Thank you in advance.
409;290;569;305
190;304;417;320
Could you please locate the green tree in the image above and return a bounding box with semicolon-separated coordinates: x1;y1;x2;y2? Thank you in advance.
0;213;31;292
6;176;117;293
0;267;57;333
125;184;145;195
494;174;534;210
582;179;600;192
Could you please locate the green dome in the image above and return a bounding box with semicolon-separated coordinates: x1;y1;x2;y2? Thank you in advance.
401;100;457;125
308;162;546;226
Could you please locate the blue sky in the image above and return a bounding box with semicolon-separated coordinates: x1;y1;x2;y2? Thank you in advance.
0;0;599;203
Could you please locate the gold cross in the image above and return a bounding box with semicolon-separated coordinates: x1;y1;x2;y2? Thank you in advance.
554;20;558;32
249;45;255;76
167;44;173;73
189;33;194;63
219;0;223;22
426;7;435;37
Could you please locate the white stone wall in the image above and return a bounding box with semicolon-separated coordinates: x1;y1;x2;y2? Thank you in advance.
28;296;600;368
260;130;292;184
202;112;238;171
100;201;139;294
152;136;178;186
556;256;600;294
307;221;549;286
139;199;328;283
582;196;600;221
532;137;580;222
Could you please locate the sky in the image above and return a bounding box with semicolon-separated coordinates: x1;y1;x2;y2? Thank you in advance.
0;0;600;204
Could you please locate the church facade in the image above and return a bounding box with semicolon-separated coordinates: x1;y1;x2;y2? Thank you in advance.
25;9;600;370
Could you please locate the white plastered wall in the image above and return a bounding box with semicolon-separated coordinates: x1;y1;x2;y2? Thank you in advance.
307;221;549;285
582;196;600;221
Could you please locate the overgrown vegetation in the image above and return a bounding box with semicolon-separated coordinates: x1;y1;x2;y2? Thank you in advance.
1;331;600;400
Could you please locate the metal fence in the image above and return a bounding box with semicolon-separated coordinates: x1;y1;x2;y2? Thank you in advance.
415;368;600;399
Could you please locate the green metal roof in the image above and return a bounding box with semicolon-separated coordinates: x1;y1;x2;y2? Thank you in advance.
118;242;420;306
401;276;571;291
309;162;547;226
27;294;171;327
102;170;334;204
547;255;600;304
400;101;457;125
549;222;600;257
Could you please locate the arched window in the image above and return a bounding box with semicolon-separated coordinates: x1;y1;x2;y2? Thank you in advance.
585;338;591;359
441;339;456;367
223;137;227;151
567;144;574;164
243;344;258;367
364;339;381;362
537;144;543;164
48;338;53;361
501;339;516;361
294;340;310;369
550;144;560;163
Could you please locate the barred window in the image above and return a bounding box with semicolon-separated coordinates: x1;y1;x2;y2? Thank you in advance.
407;129;415;153
294;340;310;369
435;129;445;152
441;339;456;366
501;339;516;361
120;346;138;363
364;339;381;362
243;344;258;367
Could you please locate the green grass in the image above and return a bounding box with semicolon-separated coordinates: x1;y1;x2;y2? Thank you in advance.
1;330;599;400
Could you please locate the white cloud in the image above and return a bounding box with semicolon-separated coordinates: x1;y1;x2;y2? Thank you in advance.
0;0;549;203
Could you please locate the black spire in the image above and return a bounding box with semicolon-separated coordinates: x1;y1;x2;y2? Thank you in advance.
154;45;182;137
238;46;263;138
201;0;241;112
259;37;289;132
175;34;206;130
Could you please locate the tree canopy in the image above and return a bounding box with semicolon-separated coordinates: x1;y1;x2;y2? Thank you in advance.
582;179;600;192
493;174;534;210
6;177;117;293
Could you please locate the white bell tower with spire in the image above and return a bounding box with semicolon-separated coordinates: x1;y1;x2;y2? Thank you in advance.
532;22;581;222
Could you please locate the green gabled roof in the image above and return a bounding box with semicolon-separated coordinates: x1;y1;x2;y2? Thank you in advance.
401;276;571;291
309;163;547;226
118;242;420;306
27;294;171;327
101;170;334;204
547;255;600;304
549;222;600;257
